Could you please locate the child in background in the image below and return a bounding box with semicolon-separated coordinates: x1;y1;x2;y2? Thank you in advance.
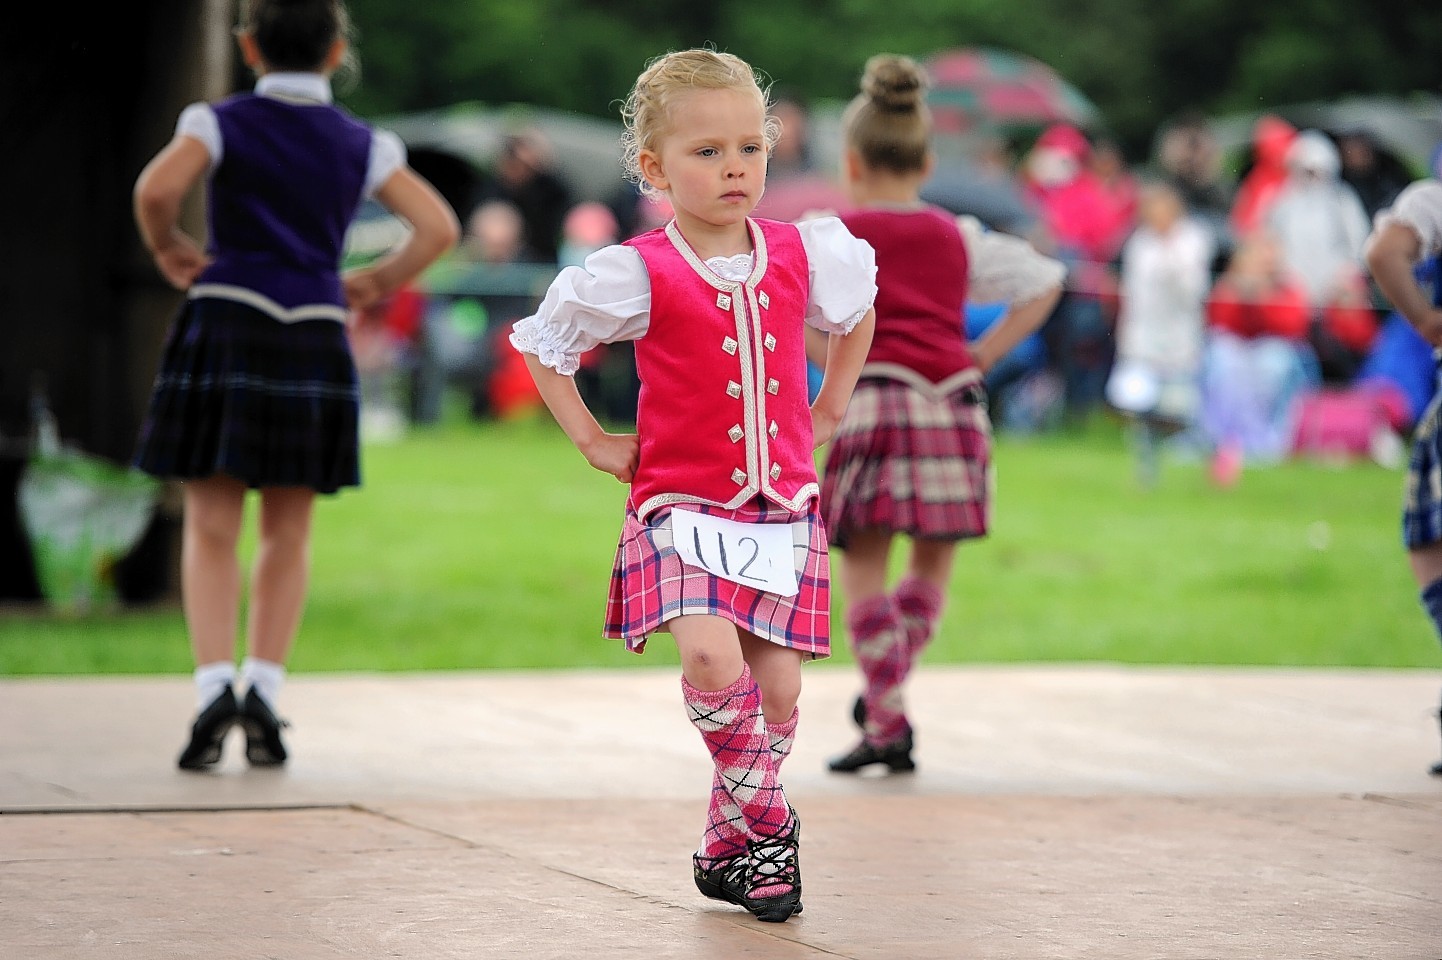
1105;179;1215;487
132;0;457;771
819;55;1062;773
510;48;876;922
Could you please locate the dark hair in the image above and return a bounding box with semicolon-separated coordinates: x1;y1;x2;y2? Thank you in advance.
241;0;350;72
842;54;931;174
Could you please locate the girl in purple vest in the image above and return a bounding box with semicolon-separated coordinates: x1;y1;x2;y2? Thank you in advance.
820;56;1064;774
511;48;877;922
132;0;458;772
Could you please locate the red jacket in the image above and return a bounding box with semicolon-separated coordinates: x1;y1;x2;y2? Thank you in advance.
626;219;818;520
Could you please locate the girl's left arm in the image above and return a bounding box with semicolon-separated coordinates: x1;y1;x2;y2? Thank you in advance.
133;136;212;290
345;167;460;311
969;285;1061;375
811;307;875;448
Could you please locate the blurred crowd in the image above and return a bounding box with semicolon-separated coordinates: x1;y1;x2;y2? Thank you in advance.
347;101;1437;481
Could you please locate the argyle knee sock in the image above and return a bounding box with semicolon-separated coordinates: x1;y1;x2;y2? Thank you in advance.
893;575;945;663
697;707;799;865
848;593;911;745
684;669;794;894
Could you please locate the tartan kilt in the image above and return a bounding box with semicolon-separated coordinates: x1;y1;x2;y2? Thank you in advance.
134;297;360;493
821;374;992;550
1404;386;1442;549
604;498;831;659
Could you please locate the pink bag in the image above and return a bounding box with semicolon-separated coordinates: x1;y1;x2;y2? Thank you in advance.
1289;385;1407;461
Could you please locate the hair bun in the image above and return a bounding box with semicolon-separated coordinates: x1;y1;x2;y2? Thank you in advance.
861;54;927;113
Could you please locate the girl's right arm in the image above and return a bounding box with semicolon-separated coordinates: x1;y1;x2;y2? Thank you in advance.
133;136;212;289
522;355;639;483
343;167;460;312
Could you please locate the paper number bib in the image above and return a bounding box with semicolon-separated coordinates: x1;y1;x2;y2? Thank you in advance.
671;508;801;597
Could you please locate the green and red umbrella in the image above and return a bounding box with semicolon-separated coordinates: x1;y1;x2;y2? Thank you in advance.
924;47;1101;134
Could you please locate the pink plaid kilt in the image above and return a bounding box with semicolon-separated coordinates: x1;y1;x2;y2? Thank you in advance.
604;498;831;659
821;371;992;550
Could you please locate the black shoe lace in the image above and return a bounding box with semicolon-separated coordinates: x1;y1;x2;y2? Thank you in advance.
747;818;798;894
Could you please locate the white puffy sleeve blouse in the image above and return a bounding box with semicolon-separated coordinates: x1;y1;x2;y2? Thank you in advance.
510;216;878;376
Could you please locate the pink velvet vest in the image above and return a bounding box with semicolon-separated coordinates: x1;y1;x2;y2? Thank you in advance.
625;219;817;520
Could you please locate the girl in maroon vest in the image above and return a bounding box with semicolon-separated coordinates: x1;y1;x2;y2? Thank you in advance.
820;55;1064;774
511;48;877;922
133;0;457;771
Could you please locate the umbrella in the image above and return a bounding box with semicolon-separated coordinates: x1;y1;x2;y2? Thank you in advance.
923;47;1102;135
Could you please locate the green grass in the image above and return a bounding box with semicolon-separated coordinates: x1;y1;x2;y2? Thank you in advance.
1;414;1438;675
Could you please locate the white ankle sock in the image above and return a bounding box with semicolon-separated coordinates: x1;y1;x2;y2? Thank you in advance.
194;661;236;711
241;657;286;707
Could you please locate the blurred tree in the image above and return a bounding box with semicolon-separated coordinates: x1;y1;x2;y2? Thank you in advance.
339;0;1442;161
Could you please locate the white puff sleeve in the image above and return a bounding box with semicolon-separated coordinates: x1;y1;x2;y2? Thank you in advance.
960;215;1067;305
798;216;877;334
1374;180;1442;259
508;245;652;376
176;103;221;170
364;129;407;198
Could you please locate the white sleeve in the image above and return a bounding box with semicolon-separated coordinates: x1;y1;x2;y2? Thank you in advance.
797;216;877;334
364;128;407;198
509;245;652;375
175;102;221;171
1374;180;1442;259
960;214;1067;305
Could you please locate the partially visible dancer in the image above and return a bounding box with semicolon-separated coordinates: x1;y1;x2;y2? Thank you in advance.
132;0;457;771
510;48;876;921
1363;176;1442;776
820;55;1063;774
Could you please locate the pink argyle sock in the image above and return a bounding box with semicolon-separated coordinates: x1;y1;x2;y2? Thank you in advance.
893;575;945;662
697;706;799;865
684;668;794;896
849;593;911;745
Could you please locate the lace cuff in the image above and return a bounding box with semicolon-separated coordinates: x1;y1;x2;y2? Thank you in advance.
509;317;581;376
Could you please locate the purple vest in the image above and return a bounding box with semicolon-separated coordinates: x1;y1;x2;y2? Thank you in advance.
194;93;372;320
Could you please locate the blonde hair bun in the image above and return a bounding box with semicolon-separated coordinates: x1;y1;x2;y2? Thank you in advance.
861;54;927;113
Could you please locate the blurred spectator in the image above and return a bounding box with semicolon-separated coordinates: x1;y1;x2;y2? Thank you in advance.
463;199;528;264
750;88;850;223
1229;114;1296;239
1200;230;1320;475
416;197;554;422
1154;111;1234;259
1336;126;1410;219
558;201;620;269
1105;179;1214;486
921;132;1040;239
1265;129;1374;381
1091;136;1140;242
476;128;573;264
1023;123;1125;419
559;202;641;423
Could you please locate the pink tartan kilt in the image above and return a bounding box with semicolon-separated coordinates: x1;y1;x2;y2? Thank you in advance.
821;374;992;550
604;498;831;659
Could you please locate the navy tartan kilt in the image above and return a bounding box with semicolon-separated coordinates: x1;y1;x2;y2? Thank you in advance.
134;297;360;493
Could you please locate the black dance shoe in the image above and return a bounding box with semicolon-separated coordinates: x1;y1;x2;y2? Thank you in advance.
238;688;289;766
827;730;916;774
742;812;801;923
694;854;749;906
177;686;239;771
695;854;804;915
